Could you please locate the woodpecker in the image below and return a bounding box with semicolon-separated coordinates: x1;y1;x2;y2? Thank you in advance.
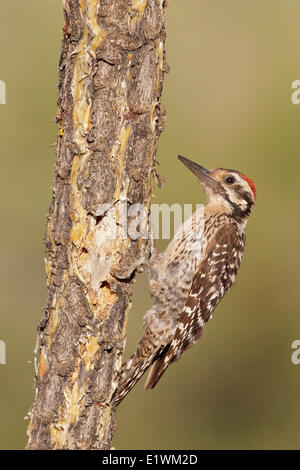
114;155;256;406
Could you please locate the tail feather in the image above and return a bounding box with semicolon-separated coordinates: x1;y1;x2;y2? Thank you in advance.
144;344;170;390
114;352;155;406
114;329;173;406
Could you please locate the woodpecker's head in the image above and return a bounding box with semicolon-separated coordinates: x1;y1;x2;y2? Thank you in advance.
178;155;256;220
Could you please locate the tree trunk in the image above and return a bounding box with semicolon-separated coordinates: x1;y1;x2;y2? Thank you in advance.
26;0;167;450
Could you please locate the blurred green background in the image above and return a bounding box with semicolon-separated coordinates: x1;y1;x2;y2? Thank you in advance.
0;0;300;450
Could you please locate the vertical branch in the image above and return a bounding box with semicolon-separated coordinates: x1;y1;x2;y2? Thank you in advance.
26;0;167;450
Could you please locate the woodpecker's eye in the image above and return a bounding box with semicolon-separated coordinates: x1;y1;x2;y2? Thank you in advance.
225;175;235;185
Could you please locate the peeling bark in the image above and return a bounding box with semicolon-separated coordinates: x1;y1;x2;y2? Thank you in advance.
26;0;167;450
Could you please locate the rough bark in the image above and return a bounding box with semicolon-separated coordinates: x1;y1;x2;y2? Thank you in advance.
26;0;167;450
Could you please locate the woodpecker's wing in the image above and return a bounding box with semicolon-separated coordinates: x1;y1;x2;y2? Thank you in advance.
144;223;245;390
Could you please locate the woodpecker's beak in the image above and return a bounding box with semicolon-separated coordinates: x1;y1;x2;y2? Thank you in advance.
178;155;218;190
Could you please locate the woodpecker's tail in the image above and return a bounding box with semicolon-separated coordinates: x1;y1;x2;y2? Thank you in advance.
143;345;170;390
114;354;153;406
114;333;163;406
